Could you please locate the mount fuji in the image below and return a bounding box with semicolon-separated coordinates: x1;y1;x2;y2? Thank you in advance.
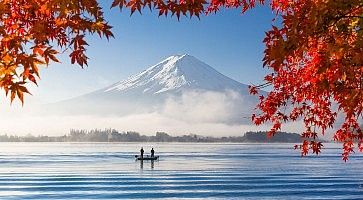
51;54;262;124
103;54;248;94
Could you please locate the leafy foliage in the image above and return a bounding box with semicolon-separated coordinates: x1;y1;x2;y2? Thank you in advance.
112;0;363;160
247;0;363;161
1;0;362;159
0;0;113;104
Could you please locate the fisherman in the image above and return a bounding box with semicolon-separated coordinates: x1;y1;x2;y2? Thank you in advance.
140;147;144;159
151;148;155;157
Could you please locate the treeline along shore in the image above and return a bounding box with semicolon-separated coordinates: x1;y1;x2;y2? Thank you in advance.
0;129;307;143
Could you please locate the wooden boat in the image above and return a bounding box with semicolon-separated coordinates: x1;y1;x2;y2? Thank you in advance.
135;155;159;160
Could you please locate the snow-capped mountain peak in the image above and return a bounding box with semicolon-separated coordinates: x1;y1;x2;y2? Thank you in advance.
104;54;246;94
50;54;260;125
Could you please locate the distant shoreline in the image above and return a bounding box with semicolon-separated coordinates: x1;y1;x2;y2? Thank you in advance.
0;141;318;143
0;130;327;143
0;141;332;143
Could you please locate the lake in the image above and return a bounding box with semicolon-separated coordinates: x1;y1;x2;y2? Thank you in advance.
0;143;362;199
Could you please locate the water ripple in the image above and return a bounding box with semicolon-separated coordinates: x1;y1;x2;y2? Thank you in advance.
0;143;362;199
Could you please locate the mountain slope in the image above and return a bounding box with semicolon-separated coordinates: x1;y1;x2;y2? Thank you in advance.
100;54;247;95
50;54;262;124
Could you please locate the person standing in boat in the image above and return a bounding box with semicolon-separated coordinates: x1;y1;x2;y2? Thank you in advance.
140;147;144;159
151;148;155;157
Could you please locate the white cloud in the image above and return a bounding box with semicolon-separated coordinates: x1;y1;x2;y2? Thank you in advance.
0;90;307;136
0;112;273;136
161;90;255;124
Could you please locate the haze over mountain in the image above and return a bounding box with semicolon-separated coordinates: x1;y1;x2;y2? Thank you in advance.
2;54;298;136
51;54;261;125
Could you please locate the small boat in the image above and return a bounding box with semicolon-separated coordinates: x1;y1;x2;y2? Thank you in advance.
135;155;159;161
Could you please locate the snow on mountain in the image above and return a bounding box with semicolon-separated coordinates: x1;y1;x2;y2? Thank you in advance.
101;54;247;95
50;54;261;124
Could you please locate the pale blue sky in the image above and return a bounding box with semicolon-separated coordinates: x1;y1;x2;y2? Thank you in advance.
32;2;275;104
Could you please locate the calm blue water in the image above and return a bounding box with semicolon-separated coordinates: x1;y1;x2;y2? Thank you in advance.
0;143;362;199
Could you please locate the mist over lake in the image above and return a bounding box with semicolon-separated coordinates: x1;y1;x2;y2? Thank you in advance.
0;143;362;199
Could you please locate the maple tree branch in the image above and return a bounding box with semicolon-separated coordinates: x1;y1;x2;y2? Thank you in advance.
323;4;363;31
254;82;272;89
